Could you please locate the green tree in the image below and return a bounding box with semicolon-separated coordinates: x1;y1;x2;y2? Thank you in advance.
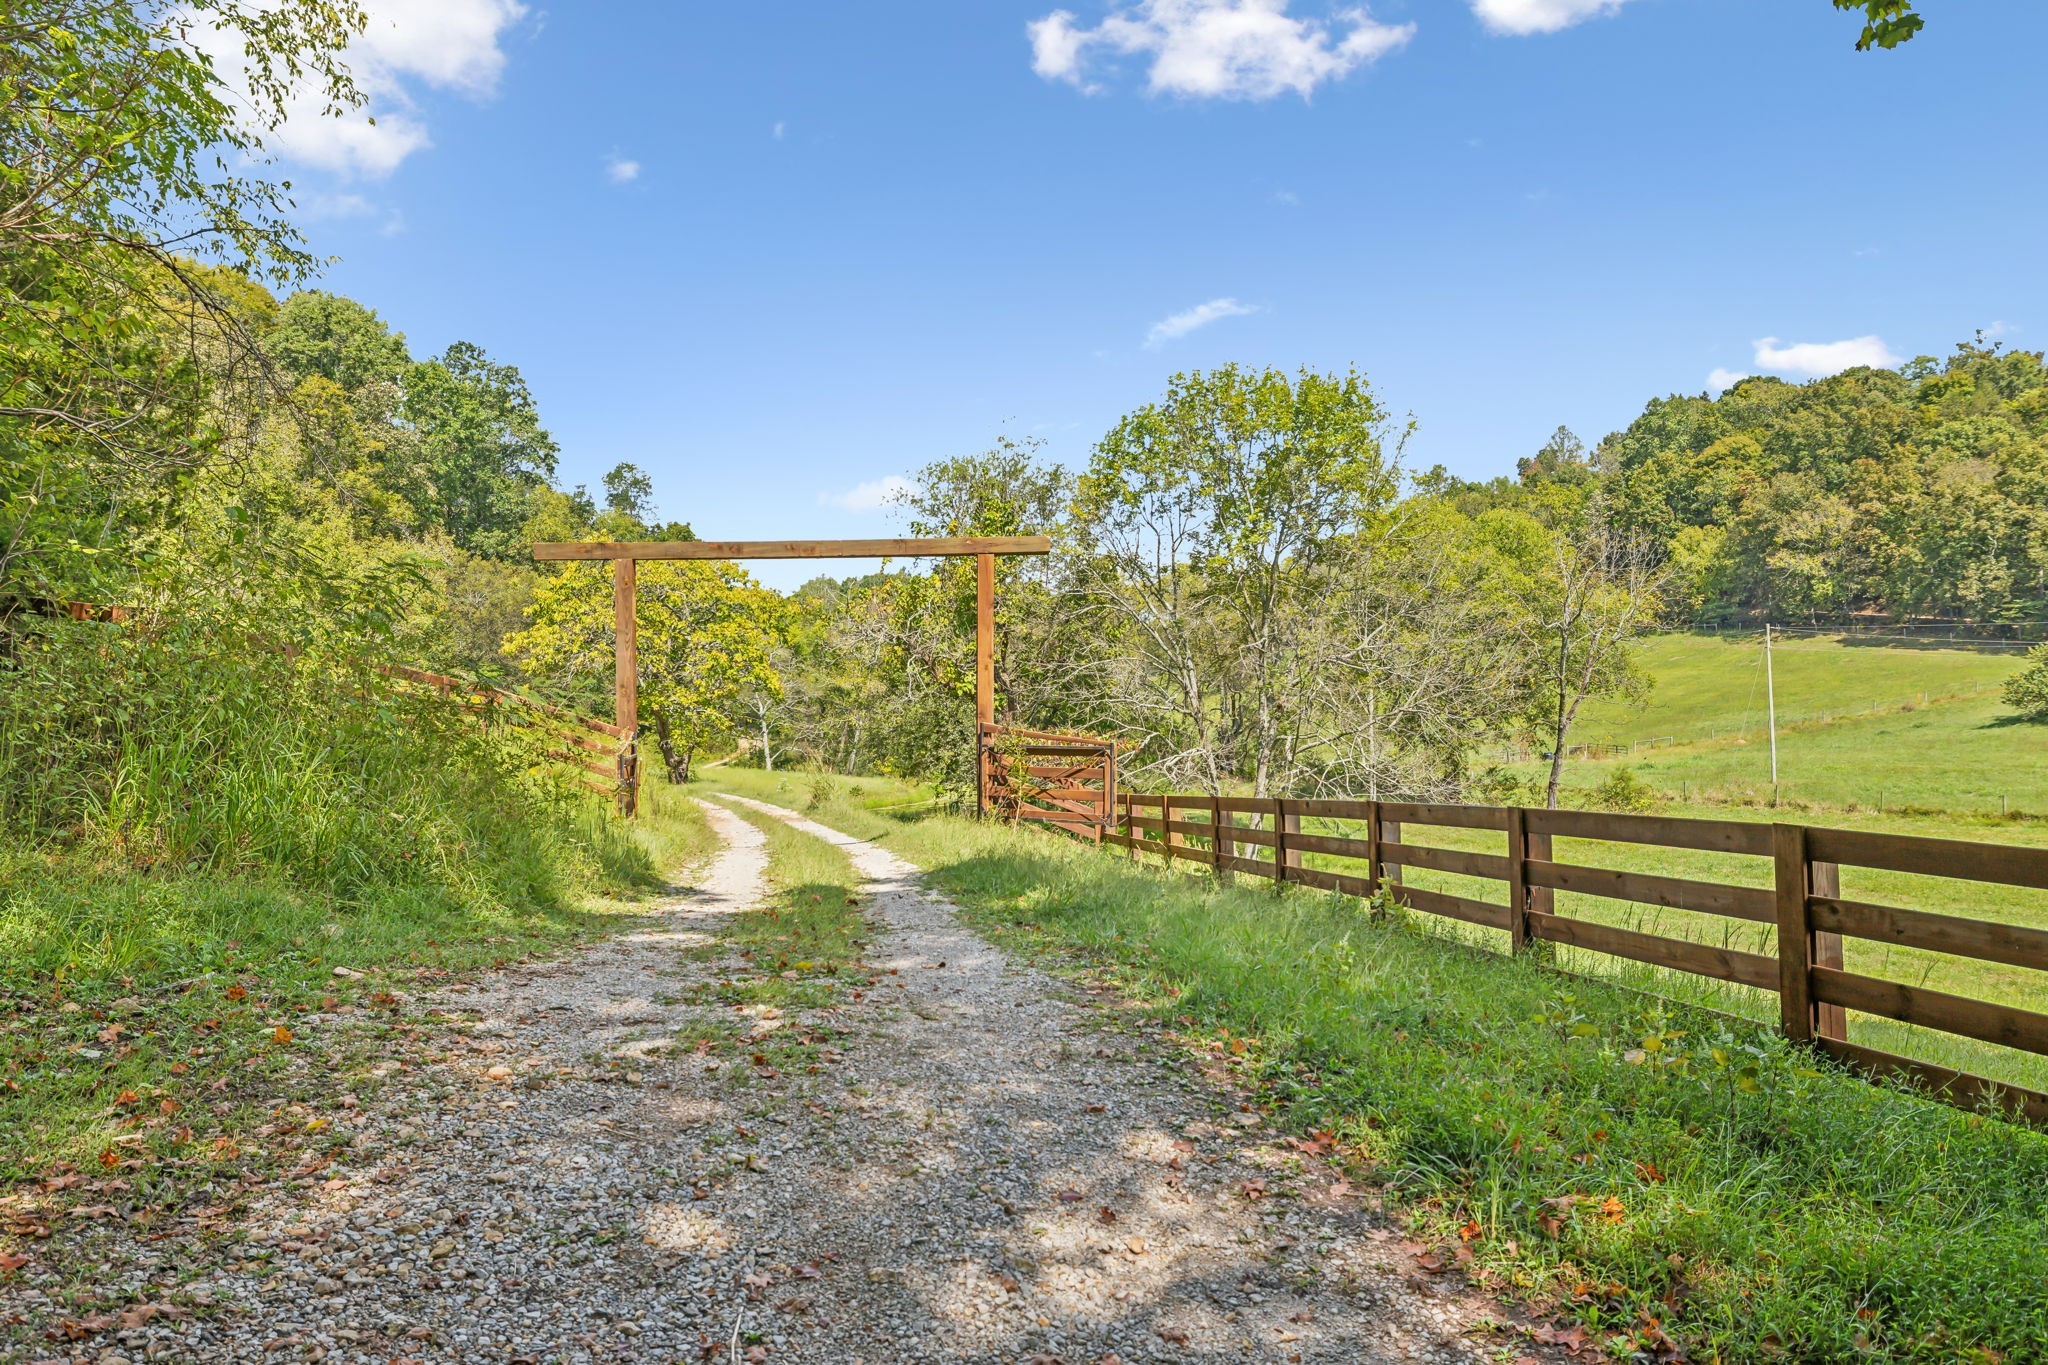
504;559;786;783
405;342;560;558
268;291;412;391
1071;365;1405;795
602;462;656;521
1;0;364;595
2003;645;2048;722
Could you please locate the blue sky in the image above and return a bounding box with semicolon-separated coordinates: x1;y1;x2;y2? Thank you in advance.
269;0;2047;589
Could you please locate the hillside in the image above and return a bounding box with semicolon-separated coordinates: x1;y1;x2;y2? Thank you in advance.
1549;632;2036;817
1571;631;2022;748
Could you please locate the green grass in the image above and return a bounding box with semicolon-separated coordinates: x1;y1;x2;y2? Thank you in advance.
1534;632;2039;817
1563;691;2048;817
696;766;2048;1365
668;796;869;1078
1573;631;2021;750
0;792;712;1189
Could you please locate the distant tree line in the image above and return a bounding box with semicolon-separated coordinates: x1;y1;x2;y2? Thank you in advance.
1429;341;2048;632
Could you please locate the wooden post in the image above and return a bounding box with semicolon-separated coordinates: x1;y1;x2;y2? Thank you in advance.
1812;857;1847;1043
1773;823;1818;1043
1271;797;1290;893
1364;800;1382;895
1507;807;1534;952
1210;793;1224;877
1123;793;1136;862
614;557;638;817
975;553;994;727
974;553;994;821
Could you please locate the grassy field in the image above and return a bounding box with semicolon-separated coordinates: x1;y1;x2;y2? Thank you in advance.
694;766;2048;1365
1542;632;2040;817
1571;631;2022;749
0;790;716;1186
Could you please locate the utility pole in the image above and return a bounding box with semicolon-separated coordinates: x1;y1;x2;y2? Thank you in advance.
1764;622;1779;798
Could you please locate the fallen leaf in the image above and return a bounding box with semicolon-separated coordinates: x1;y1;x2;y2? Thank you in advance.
1155;1326;1190;1346
1096;1207;1117;1224
271;1026;293;1045
0;1252;28;1275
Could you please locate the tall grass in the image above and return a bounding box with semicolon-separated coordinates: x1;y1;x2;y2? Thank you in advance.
699;767;2048;1365
0;607;712;1181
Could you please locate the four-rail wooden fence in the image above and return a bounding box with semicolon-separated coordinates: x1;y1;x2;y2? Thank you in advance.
1105;793;2048;1125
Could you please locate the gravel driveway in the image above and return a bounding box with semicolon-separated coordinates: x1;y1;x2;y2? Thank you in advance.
8;798;1525;1364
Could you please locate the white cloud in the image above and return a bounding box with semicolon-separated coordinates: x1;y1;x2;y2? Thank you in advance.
1029;0;1414;100
1752;334;1902;378
300;191;376;220
1706;368;1751;394
605;154;640;183
194;0;528;179
1470;0;1639;36
1144;297;1259;349
819;475;917;513
772;121;787;139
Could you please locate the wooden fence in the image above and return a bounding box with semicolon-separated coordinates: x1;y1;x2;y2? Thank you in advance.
375;663;637;810
979;723;1117;840
1105;793;2048;1125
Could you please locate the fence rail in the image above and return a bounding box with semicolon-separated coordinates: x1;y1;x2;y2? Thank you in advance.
1101;792;2048;1125
980;723;1117;839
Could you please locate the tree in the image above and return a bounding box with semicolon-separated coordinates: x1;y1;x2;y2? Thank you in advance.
602;462;655;521
405;342;559;558
2004;645;2048;723
504;559;786;784
1071;365;1406;795
2;0;364;595
1833;1;1923;51
1492;512;1665;808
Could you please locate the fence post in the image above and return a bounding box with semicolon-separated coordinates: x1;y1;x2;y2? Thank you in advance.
1811;857;1847;1043
1365;800;1383;895
1122;793;1136;862
1210;793;1224;879
1772;823;1819;1044
1270;796;1291;894
1507;807;1533;953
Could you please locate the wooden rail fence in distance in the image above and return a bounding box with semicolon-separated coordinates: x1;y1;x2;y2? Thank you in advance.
1103;793;2048;1126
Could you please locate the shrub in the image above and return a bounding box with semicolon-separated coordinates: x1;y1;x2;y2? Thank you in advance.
2003;643;2048;721
1589;764;1657;812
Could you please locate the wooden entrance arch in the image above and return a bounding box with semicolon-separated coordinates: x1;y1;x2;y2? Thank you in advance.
531;537;1052;814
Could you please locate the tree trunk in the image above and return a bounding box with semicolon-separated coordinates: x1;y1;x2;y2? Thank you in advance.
652;714;690;785
760;713;774;772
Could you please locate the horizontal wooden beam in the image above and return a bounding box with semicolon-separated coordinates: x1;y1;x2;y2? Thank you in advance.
533;536;1053;562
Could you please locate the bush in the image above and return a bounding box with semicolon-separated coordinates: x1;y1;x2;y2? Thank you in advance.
1588;764;1658;812
2003;643;2048;721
